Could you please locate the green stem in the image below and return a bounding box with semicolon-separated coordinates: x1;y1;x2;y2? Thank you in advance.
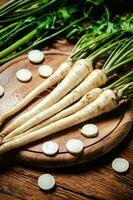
0;21;23;42
88;39;124;61
0;22;18;34
71;34;100;58
0;23;35;50
103;43;122;68
0;0;57;23
118;82;133;100
16;1;41;12
107;71;133;90
88;31;124;59
0;0;34;15
2;1;41;16
0;0;21;11
0;17;85;64
0;0;27;15
127;15;133;23
71;32;118;60
103;38;133;71
28;16;86;47
0;29;37;58
107;55;133;75
114;47;133;65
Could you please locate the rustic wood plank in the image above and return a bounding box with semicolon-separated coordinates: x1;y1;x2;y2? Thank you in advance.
0;0;132;167
0;162;92;200
0;129;132;200
0;47;132;167
0;1;132;199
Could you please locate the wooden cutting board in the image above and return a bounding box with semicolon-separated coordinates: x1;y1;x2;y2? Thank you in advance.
0;41;132;168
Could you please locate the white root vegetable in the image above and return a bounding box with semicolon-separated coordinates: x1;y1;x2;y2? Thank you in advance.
3;70;106;140
1;59;93;136
0;89;119;155
3;88;102;143
66;139;84;154
28;50;44;63
80;124;98;137
42;141;59;156
112;158;129;173
16;68;32;82
26;88;103;134
38;174;56;190
38;65;53;78
0;59;72;126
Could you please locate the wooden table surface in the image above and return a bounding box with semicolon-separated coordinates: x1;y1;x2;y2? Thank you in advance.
0;0;132;199
0;127;132;200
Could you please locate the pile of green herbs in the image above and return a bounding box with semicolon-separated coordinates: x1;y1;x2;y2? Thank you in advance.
0;0;132;65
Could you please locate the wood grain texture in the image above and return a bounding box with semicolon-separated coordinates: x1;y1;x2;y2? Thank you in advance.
4;103;132;168
0;42;132;167
0;1;133;199
0;128;133;200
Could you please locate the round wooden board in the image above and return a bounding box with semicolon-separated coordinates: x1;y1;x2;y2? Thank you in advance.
0;42;132;168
